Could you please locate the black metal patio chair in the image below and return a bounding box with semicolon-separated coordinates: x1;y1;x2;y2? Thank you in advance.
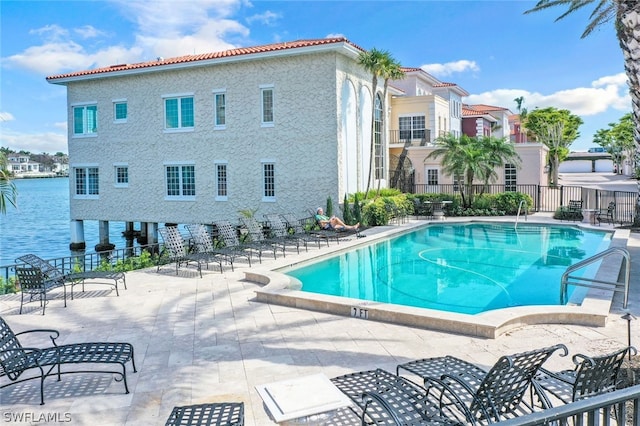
16;253;126;303
559;200;583;222
396;344;569;424
186;224;235;271
0;316;136;405
158;226;221;277
15;266;66;315
263;213;304;253
534;346;637;406
280;212;328;249
165;402;244;426
331;368;465;425
212;220;258;265
238;216;284;259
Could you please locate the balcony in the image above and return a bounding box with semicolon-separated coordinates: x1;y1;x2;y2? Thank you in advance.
389;129;432;147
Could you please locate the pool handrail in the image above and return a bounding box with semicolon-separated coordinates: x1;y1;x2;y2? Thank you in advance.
560;247;630;308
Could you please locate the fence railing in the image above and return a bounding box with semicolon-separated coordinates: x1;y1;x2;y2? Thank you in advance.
0;243;160;284
497;384;640;425
413;183;637;222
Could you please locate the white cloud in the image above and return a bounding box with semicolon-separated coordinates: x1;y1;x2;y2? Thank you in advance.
421;60;479;77
246;11;281;26
465;73;630;116
3;0;251;75
0;128;68;154
326;33;346;39
74;25;106;39
0;112;15;122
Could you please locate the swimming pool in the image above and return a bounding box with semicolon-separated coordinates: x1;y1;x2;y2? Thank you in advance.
281;223;613;315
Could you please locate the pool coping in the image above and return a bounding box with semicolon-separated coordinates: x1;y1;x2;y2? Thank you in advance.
246;217;628;339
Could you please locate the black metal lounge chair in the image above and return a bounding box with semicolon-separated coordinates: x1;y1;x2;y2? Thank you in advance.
396;344;569;424
238;216;283;259
331;368;464;425
263;213;304;253
534;346;637;406
186;224;235;271
213;220;258;265
280;212;328;249
0;316;136;405
16;254;127;312
14;266;66;315
158;226;220;277
165;402;244;426
308;209;363;244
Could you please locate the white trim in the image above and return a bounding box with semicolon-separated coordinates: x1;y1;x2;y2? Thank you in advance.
214;160;229;201
113;163;129;188
161;92;194;98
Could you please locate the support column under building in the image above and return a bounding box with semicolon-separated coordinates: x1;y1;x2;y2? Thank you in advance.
95;220;115;252
69;220;86;251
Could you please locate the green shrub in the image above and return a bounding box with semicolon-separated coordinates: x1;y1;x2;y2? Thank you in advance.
0;276;18;294
493;192;533;214
342;194;354;225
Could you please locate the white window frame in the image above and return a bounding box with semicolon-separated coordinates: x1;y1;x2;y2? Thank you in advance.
72;163;100;199
214;160;228;201
113;98;127;123
114;162;129;188
71;102;98;138
162;93;195;133
398;114;425;140
260;84;274;127
426;168;439;186
212;89;226;129
261;159;275;202
164;162;196;201
505;164;517;192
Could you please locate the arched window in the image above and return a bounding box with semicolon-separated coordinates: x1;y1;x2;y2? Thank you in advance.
374;94;384;180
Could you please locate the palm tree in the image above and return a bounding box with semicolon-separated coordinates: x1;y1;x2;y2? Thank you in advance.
428;135;521;207
524;0;640;220
358;48;388;195
0;152;17;214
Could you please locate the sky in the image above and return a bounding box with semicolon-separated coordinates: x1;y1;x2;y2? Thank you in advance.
0;0;631;154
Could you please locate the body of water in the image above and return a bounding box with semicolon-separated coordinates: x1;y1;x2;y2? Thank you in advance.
0;178;130;266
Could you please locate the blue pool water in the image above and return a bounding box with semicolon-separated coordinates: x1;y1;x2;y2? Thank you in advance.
283;223;613;314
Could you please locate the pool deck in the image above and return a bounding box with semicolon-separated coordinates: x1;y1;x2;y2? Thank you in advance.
1;213;638;425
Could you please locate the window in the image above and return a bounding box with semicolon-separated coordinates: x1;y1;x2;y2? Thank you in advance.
73;165;99;198
114;164;128;187
262;161;275;201
261;85;274;126
427;169;439;186
113;99;127;123
213;90;226;128
505;164;517;192
374;94;384;180
215;161;228;200
163;94;194;130
165;164;195;199
72;104;98;136
399;115;425;140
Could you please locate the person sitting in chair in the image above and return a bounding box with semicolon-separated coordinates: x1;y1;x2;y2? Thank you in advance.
315;207;359;231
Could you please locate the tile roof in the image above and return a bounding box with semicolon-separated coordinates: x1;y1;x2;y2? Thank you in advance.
47;37;364;82
465;103;509;112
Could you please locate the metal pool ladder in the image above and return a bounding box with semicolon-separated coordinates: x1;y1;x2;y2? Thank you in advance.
514;200;527;229
560;247;630;308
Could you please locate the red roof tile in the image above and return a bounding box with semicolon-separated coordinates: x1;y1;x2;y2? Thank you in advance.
47;37;364;81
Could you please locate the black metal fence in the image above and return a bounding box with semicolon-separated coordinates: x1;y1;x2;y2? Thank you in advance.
414;183;637;224
497;384;640;425
0;243;160;285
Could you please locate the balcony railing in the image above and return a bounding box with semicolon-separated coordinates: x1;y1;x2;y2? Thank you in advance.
389;129;431;146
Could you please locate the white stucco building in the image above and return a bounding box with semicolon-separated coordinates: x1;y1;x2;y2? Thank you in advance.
47;38;389;249
47;37;550;250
